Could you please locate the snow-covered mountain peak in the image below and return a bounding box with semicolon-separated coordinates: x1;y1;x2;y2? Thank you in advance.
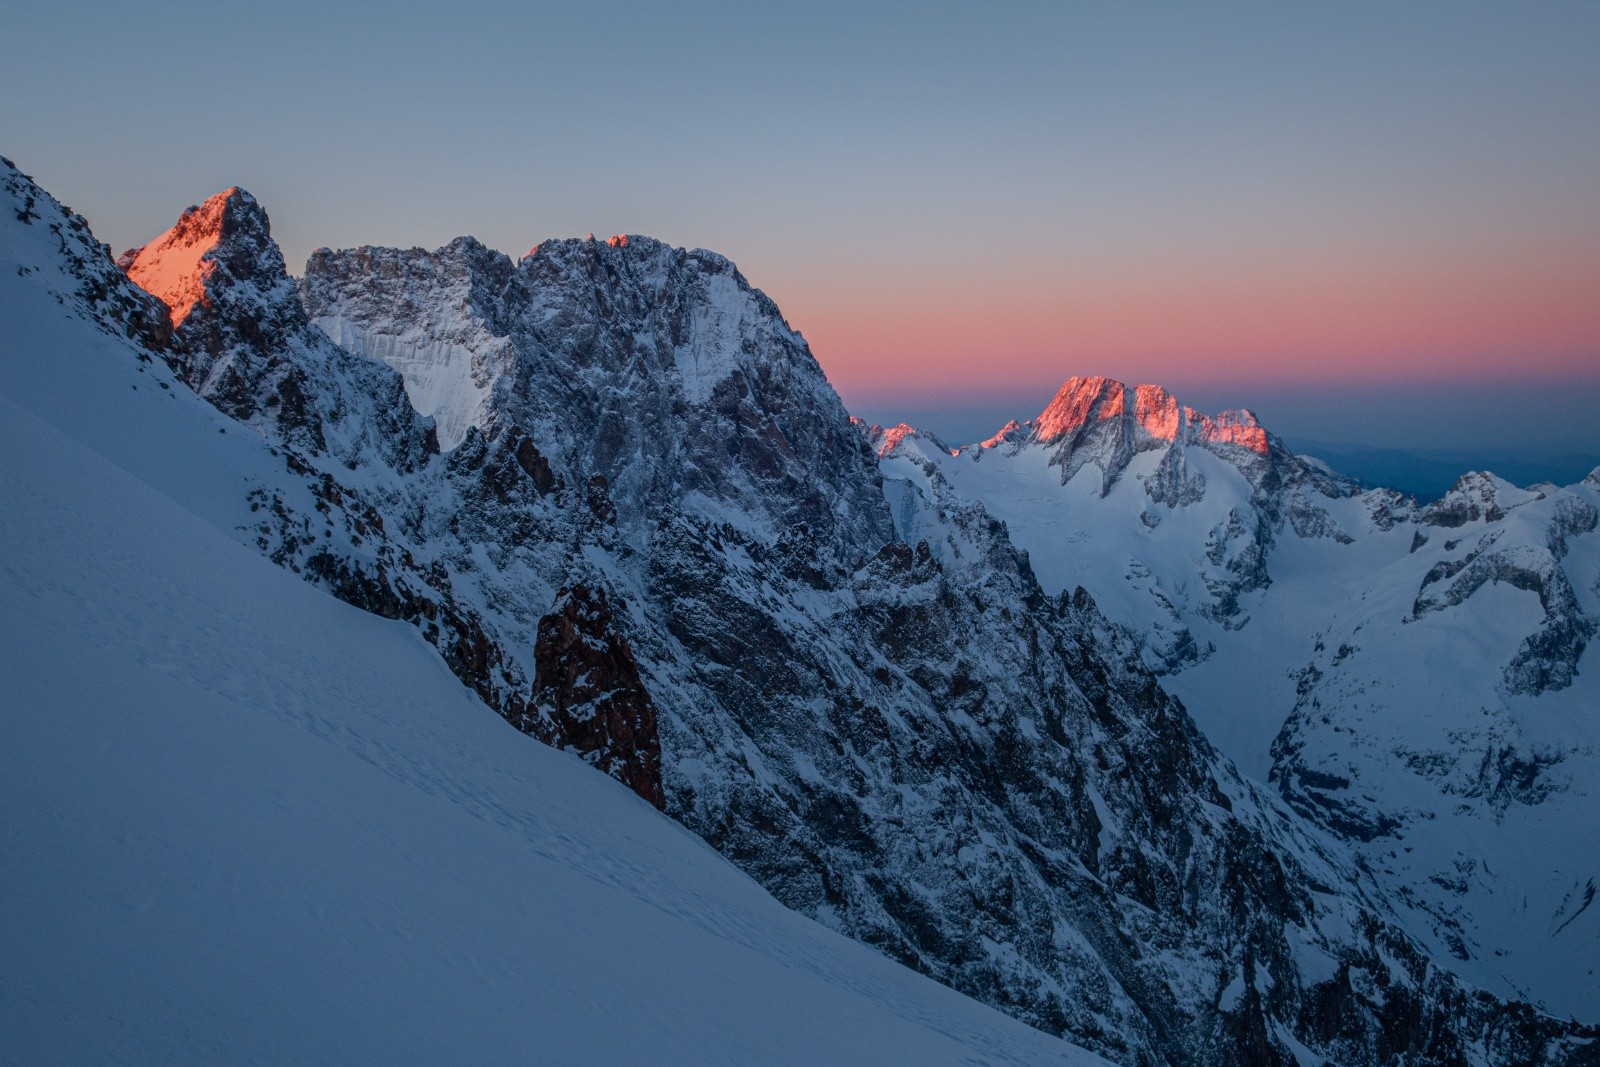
1032;376;1160;445
305;229;891;565
867;421;953;459
1422;469;1544;528
979;419;1024;449
1194;406;1269;454
121;184;317;365
115;186;436;471
1026;375;1268;456
932;374;1296;513
309;229;811;429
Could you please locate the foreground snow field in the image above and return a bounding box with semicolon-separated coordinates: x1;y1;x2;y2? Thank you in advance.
0;382;1097;1064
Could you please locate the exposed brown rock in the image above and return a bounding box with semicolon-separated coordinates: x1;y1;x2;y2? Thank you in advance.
531;584;664;808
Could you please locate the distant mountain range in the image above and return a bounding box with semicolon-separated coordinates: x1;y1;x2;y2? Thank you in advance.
850;412;1599;506
1284;440;1600;503
3;154;1595;1065
875;375;1600;1021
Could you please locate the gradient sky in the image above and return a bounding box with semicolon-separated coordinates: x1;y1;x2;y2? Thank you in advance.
4;1;1597;451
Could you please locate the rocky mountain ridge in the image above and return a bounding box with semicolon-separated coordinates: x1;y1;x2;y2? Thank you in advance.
3;156;1594;1064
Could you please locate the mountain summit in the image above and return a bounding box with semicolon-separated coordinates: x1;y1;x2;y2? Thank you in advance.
121;187;268;327
1031;375;1269;456
121;186;434;470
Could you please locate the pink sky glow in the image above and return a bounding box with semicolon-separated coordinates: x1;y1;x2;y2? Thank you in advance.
785;243;1600;400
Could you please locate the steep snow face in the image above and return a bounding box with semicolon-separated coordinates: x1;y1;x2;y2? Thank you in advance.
876;380;1600;1019
318;316;500;450
306;238;517;451
7;159;1595;1065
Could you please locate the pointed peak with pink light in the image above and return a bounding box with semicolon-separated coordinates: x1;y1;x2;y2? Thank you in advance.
980;420;1025;449
121;187;268;326
1027;374;1268;456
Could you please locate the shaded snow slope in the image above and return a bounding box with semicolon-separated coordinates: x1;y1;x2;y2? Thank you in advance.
0;312;1099;1067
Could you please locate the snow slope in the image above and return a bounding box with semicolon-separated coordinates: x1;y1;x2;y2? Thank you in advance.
0;300;1099;1066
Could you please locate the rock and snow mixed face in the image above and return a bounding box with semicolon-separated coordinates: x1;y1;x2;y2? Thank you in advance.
1;174;1108;1066
876;376;1600;1019
1268;474;1600;1017
874;376;1353;677
301;232;892;566
4;155;1596;1065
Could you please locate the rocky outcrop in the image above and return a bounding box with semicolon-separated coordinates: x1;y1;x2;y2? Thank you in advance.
532;585;664;808
1422;471;1541;529
1145;443;1208;507
1411;529;1595;695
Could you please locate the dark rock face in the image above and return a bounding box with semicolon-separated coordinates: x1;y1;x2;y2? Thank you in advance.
1146;445;1207;507
532;585;664;809
13;156;1594;1066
